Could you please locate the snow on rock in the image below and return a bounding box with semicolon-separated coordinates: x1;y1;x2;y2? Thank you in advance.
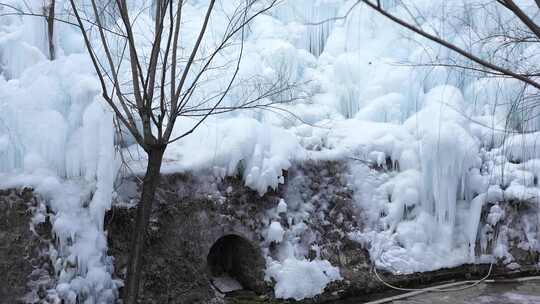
267;221;285;243
0;92;119;303
277;198;288;214
0;148;119;304
265;257;341;300
158;117;305;195
0;11;119;301
3;0;540;301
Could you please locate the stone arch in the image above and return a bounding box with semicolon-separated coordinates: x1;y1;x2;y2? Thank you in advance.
206;234;265;293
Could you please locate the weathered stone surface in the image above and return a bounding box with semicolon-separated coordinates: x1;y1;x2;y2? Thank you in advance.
106;161;370;303
2;160;540;304
0;189;53;304
105;160;540;303
107;173;274;303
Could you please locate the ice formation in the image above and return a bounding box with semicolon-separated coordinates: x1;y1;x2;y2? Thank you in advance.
1;0;540;301
263;191;342;301
267;221;285;243
0;2;119;302
266;257;341;300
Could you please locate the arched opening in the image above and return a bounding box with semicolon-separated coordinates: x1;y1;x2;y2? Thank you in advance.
207;234;264;293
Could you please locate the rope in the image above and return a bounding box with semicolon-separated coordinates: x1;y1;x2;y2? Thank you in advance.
372;262;494;293
366;264;540;304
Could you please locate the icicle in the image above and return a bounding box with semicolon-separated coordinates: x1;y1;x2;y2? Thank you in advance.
467;194;485;259
418;86;478;235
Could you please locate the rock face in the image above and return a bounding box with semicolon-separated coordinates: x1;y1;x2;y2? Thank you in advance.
3;160;540;303
0;189;53;304
107;173;274;303
106;160;540;303
107;161;359;303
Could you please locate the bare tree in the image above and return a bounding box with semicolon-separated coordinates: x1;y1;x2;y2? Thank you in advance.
64;0;292;302
357;0;540;90
297;0;540;132
35;0;289;302
0;1;301;301
303;1;540;128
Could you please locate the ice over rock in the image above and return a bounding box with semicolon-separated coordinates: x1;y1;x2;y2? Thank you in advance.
2;0;540;302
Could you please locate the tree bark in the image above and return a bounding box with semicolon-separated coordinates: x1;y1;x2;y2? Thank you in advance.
46;0;55;60
123;147;165;304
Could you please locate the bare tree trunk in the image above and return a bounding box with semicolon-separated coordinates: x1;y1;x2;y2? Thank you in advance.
123;147;165;304
45;0;55;60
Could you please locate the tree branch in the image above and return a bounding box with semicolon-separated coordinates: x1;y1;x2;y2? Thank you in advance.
361;0;540;91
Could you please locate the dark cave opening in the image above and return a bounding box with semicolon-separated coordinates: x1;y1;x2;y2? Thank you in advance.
207;234;264;293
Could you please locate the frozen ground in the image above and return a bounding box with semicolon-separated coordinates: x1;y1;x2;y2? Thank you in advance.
1;0;540;301
384;281;540;304
333;280;540;303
